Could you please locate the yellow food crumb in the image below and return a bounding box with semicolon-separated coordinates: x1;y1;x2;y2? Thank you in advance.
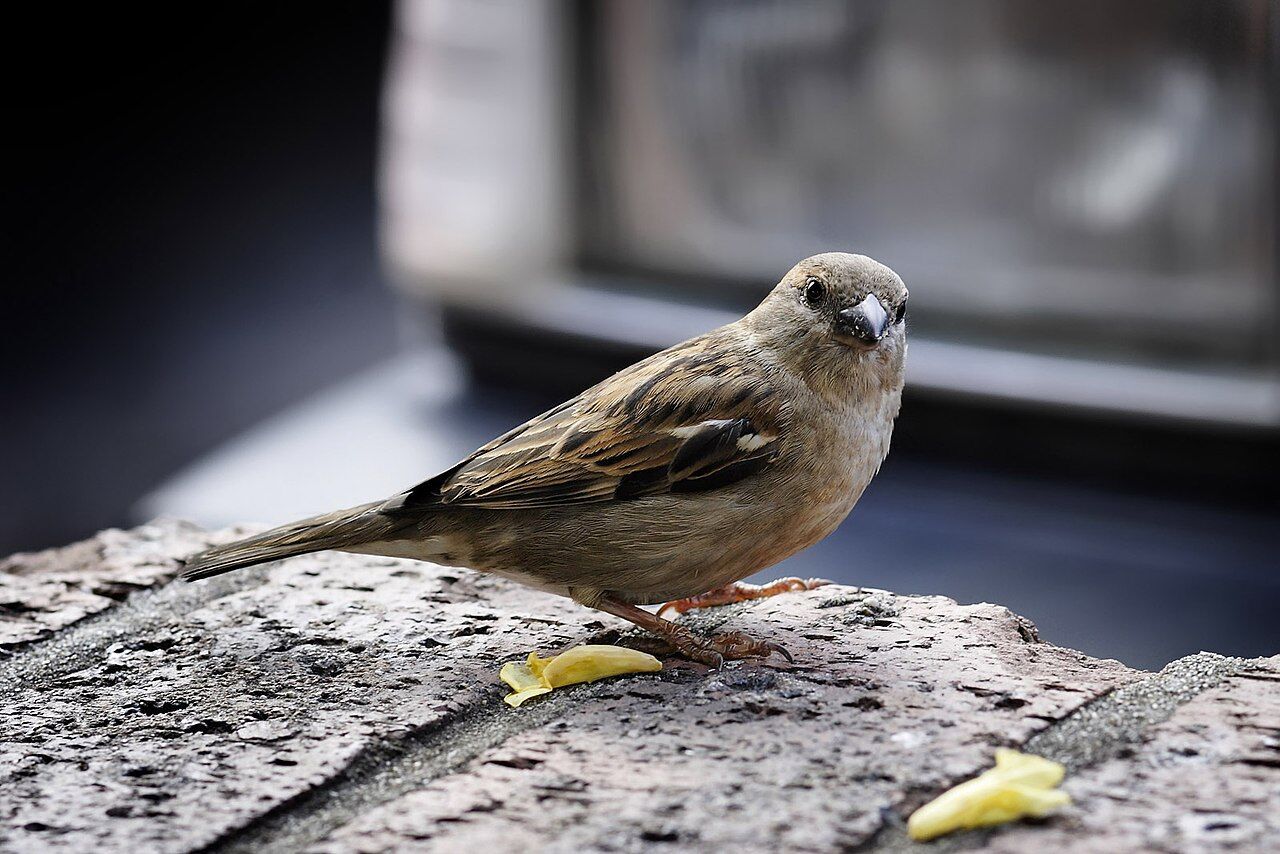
907;748;1070;842
499;645;662;707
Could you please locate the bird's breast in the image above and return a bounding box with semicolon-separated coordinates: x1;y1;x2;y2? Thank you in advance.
778;384;901;542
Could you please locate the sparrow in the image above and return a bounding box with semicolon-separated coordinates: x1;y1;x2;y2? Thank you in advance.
182;253;908;665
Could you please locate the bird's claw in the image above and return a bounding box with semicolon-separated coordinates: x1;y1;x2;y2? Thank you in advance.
762;640;794;663
676;630;793;668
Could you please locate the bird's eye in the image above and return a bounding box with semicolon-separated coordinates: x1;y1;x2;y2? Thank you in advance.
803;277;825;307
894;297;908;324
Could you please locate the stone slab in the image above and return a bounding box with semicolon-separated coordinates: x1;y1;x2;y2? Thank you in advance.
0;523;1273;853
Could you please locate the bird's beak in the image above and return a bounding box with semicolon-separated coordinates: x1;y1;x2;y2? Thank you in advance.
835;294;889;348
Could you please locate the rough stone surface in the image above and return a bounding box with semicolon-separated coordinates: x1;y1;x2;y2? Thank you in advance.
0;520;210;651
0;522;1274;853
991;658;1280;853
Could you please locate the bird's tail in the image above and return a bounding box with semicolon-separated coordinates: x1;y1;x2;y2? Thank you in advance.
180;501;401;581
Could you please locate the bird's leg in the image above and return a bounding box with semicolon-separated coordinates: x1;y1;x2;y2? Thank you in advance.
577;591;792;668
657;577;831;619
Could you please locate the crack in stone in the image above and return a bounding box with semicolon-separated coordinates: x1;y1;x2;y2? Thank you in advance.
854;651;1255;852
188;616;671;854
194;682;577;854
1022;651;1251;771
0;570;269;700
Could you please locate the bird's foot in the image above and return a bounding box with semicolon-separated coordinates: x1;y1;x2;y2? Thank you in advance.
658;577;831;619
582;592;793;669
674;629;793;669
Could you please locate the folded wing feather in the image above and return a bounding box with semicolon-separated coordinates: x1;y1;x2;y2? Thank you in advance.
382;337;783;513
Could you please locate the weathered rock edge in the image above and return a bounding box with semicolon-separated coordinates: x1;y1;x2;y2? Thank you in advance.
0;521;1275;853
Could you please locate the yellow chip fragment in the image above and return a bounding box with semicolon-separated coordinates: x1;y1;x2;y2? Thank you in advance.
907;748;1070;842
499;645;662;707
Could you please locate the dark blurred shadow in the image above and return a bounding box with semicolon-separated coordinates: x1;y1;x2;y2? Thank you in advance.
3;3;397;552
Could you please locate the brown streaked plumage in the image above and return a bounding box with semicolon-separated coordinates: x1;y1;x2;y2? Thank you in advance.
382;335;784;512
181;252;909;665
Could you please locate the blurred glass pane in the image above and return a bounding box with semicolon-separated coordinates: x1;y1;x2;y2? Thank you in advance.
582;0;1276;366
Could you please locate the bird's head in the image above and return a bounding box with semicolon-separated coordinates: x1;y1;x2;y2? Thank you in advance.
749;253;908;397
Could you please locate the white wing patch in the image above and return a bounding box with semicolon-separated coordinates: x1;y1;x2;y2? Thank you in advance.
669;421;773;453
668;424;708;439
736;432;774;452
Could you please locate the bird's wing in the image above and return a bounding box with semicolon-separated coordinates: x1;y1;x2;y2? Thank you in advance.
382;337;785;512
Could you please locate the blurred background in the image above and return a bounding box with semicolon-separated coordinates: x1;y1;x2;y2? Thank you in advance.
4;0;1277;670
